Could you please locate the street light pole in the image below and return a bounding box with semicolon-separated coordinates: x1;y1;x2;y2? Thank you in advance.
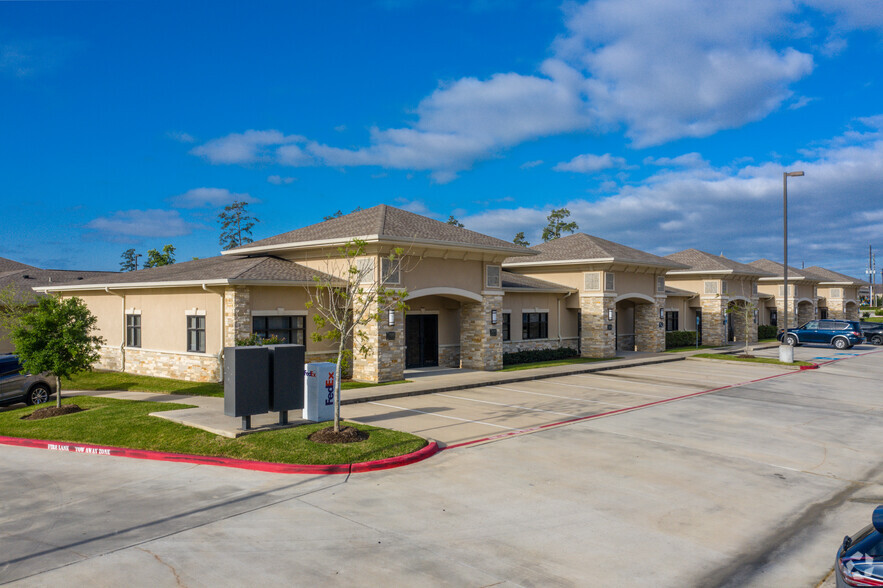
781;170;804;363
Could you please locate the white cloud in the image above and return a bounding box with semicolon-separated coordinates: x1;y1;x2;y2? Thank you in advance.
167;131;196;143
554;152;627;173
86;210;201;238
643;152;708;168
267;175;295;185
463;118;883;276
191;130;310;165
169;187;254;209
520;160;544;169
557;0;815;146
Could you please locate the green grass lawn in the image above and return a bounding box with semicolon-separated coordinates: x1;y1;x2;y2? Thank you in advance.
500;357;613;372
63;371;410;397
0;396;426;465
863;316;883;323
692;353;813;367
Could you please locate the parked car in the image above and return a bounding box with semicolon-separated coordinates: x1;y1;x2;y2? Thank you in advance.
0;354;56;406
777;319;865;349
836;505;883;587
860;322;883;346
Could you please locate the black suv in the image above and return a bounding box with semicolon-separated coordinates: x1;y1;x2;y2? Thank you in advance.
860;321;883;345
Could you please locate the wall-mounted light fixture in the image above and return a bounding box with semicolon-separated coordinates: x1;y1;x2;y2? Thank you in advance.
659;308;665;319
388;309;395;327
754;309;759;324
491;309;498;324
608;309;614;321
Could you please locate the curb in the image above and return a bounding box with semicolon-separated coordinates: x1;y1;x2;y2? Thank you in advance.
0;435;439;475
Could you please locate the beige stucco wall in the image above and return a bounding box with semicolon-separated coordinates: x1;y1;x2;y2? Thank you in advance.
70;291;125;347
121;288;223;354
402;257;485;293
502;292;576;343
247;285;338;356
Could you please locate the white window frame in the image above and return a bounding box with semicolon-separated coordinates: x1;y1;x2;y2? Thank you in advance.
486;265;502;289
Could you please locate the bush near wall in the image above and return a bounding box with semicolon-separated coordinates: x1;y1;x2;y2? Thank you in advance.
758;325;778;339
876;309;883;316
503;347;578;366
665;331;697;349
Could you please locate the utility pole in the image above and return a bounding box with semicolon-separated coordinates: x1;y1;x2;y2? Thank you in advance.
869;246;876;307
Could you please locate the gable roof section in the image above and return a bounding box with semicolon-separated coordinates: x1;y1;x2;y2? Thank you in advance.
503;233;688;269
803;266;869;286
0;266;119;303
665;249;774;276
226;204;532;257
37;255;338;292
501;271;576;293
0;257;35;273
749;259;820;281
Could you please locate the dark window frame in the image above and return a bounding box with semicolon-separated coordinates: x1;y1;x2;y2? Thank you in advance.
126;313;141;348
502;312;511;341
187;315;206;353
252;315;306;345
665;310;679;332
522;312;548;340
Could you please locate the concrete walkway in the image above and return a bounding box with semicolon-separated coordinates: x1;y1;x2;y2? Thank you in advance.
64;345;760;439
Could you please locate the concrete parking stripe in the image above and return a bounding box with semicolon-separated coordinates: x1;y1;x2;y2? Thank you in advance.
544;380;673;400
434;393;582;418
367;401;517;430
488;385;634;408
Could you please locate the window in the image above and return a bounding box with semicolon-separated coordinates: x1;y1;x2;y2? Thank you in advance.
605;272;615;291
831;287;842;298
704;281;718;294
502;313;511;341
770;309;778;326
665;311;679;332
584;272;601;291
721;280;728;294
253;315;306;345
486;265;501;289
355;258;375;283
187;315;206;353
126;314;141;348
381;256;400;285
522;312;548;340
657;276;665;293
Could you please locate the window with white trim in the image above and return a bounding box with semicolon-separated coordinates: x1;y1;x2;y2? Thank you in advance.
721;280;728;294
704;281;718;294
186;315;206;353
657;276;665;292
381;256;400;285
126;314;141;348
604;272;615;291
355;257;375;283
584;272;601;291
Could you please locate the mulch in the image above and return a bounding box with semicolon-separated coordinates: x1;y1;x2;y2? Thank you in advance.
309;426;369;444
22;405;85;420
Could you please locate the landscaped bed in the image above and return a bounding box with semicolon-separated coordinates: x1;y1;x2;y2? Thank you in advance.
0;396;427;465
691;353;814;367
63;371;410;397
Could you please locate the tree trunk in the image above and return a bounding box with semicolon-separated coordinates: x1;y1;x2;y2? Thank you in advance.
334;339;345;433
56;375;61;408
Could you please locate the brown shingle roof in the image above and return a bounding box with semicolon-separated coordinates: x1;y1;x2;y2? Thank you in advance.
38;255;338;290
665;249;774;276
503;233;688;269
227;205;532;256
501;271;576;293
0;257;35;273
803;266;869;286
749;259;820;281
0;266;119;303
664;285;696;297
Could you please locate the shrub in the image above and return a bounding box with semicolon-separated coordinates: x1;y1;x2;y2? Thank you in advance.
665;331;697;349
863;312;871;318
503;347;578;366
758;325;778;339
234;334;282;346
876;309;883;316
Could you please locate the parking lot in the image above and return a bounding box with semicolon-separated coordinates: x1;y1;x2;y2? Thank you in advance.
344;344;882;446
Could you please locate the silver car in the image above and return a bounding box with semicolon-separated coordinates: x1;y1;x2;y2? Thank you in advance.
0;355;56;406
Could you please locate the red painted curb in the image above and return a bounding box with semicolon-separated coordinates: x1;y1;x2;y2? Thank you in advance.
0;435;439;475
799;363;820;370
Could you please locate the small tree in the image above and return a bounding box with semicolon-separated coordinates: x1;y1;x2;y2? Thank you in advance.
306;239;408;432
541;208;578;242
724;282;760;355
219;200;259;250
120;248;140;272
11;295;104;408
447;215;464;227
145;244;176;268
323;210;344;221
513;232;530;247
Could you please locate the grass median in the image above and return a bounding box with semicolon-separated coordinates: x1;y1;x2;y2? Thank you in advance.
1;396;427;465
500;357;613;372
691;353;814;367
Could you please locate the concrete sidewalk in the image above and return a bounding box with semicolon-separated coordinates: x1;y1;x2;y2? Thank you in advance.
66;345;760;439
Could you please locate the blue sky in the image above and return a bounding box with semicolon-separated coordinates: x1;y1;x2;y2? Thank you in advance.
2;0;882;279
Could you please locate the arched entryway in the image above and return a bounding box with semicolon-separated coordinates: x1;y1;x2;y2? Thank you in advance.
614;293;660;352
726;298;753;343
845;300;859;320
404;288;482;370
796;299;815;326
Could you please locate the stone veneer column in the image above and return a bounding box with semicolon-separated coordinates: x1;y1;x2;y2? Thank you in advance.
700;297;726;347
580;295;615;358
224;286;251;347
776;299;798;330
729;299;759;344
635;297;665;352
797;301;815;325
459;294;503;371
352;302;405;383
845;301;859;320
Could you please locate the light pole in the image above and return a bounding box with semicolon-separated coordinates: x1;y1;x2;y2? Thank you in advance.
781;170;804;363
